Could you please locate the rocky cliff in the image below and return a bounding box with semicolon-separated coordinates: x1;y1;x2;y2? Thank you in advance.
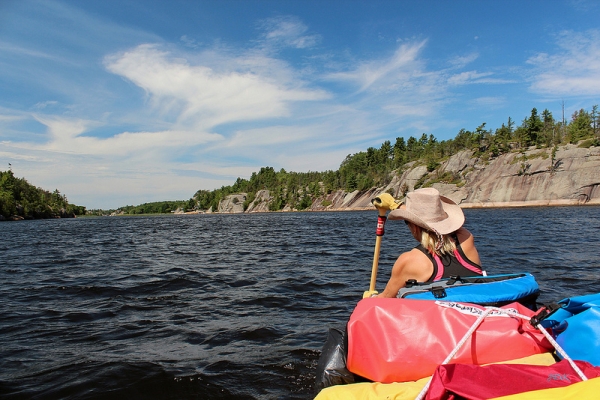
214;144;600;213
436;143;600;208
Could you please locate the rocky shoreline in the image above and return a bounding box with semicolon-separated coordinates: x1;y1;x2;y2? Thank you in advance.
206;143;600;214
176;197;600;216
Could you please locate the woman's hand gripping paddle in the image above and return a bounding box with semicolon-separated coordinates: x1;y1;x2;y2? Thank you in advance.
363;193;399;298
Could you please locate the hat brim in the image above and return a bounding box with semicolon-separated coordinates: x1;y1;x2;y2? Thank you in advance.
388;195;464;234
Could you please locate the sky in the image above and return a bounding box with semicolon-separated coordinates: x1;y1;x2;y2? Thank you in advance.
1;0;599;210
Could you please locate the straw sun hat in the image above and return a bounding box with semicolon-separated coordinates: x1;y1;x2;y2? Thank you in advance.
388;188;464;235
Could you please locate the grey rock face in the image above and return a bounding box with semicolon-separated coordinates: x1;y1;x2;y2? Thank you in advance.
216;144;600;213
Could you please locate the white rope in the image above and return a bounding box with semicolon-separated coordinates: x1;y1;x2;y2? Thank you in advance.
500;308;588;382
415;307;493;400
414;305;587;400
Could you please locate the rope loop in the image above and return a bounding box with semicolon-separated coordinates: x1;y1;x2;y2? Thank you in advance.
414;305;587;400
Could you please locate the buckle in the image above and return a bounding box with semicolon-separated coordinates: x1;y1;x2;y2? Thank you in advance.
405;279;417;288
431;286;447;299
530;303;563;326
447;276;460;285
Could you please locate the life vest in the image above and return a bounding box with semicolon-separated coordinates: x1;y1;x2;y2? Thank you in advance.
415;234;483;281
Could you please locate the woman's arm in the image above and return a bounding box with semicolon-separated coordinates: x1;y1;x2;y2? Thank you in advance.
378;249;433;298
456;227;482;266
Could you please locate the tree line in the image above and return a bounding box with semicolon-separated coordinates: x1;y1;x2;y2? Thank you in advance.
3;104;597;217
192;104;600;212
115;200;192;215
0;169;86;220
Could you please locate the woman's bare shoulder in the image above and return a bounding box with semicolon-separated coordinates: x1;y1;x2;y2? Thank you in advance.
455;227;482;265
394;248;432;281
455;227;474;242
396;247;428;265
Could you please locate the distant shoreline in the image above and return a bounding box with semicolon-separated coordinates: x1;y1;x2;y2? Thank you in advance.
8;199;592;220
171;198;600;215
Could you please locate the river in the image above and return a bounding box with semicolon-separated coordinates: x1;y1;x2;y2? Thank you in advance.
1;206;599;399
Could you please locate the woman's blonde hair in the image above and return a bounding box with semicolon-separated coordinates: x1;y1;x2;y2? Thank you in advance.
419;228;456;256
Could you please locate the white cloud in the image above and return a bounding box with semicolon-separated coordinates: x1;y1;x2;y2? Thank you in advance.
1;136;235;208
448;53;479;68
327;40;429;92
447;71;513;85
0;114;25;122
382;103;434;118
0;41;66;62
0;149;44;162
470;97;506;108
258;16;321;49
2;37;338;208
322;40;451;122
29;114;223;157
33;101;59;109
5;6;551;209
527;30;600;96
104;44;329;129
3;31;489;208
33;114;95;142
226;125;312;148
180;35;200;49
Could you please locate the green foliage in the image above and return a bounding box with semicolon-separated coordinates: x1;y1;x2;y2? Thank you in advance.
298;194;313;210
17;103;591;216
524;108;544;147
119;200;188;215
548;144;560;174
510;150;548;167
427;171;463;187
426;158;440;172
578;138;600;148
518;161;531;176
183;103;600;213
400;183;409;197
393;137;407;167
243;191;256;211
8;103;600;217
591;105;599;138
0;170;86;219
413;174;429;190
569;109;594;144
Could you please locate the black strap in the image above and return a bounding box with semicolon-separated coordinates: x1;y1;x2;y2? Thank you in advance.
530;303;563;326
446;275;466;285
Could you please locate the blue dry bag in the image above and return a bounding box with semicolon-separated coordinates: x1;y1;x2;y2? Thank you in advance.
540;292;600;366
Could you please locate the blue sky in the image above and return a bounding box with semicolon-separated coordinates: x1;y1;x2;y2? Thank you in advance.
1;0;599;209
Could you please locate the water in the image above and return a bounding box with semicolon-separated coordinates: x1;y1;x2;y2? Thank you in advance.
1;207;599;399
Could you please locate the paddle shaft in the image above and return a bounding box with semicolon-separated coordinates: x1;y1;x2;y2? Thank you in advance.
369;208;387;292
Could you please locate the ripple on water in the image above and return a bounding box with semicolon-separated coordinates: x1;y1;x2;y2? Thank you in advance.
0;207;599;399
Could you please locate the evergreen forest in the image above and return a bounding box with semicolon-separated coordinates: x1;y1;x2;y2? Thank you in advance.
193;105;600;212
2;104;599;218
0;169;86;220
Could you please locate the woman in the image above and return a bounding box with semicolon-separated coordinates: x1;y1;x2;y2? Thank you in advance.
376;188;483;298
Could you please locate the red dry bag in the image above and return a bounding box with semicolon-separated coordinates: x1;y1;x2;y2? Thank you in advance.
426;359;600;400
347;298;552;383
